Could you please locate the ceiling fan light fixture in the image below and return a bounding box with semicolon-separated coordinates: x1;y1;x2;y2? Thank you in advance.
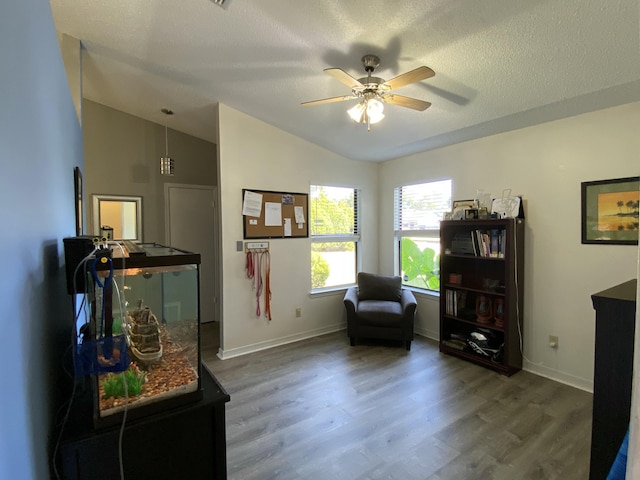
366;98;385;124
347;102;366;123
347;98;385;127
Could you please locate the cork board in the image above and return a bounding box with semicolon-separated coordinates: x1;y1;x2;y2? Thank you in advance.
242;189;308;239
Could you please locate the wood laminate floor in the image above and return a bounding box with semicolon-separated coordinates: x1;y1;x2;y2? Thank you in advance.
204;331;592;480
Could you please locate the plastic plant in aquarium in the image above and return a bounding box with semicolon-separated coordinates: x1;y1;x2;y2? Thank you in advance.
101;363;147;399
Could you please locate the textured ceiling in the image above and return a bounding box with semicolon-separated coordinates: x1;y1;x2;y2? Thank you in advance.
50;0;640;161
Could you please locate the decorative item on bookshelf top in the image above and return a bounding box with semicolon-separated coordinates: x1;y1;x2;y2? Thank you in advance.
444;192;525;221
491;189;525;219
450;199;478;220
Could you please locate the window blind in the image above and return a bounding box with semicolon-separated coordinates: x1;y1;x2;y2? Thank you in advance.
394;180;452;235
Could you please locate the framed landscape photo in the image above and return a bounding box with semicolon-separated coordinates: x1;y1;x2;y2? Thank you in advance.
581;176;639;245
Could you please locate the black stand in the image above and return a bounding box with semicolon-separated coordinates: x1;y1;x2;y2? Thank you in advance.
58;365;230;480
589;279;637;480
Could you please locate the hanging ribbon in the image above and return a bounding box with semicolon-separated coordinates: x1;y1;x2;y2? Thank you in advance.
263;251;271;321
254;251;263;316
245;249;271;320
245;251;255;279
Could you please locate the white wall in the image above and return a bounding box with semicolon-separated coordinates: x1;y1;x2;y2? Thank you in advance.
217;104;378;357
380;102;640;391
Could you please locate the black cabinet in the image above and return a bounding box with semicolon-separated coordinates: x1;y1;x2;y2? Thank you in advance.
439;219;524;376
58;365;230;480
589;279;637;480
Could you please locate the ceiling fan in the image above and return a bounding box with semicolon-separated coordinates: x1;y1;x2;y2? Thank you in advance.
302;54;435;131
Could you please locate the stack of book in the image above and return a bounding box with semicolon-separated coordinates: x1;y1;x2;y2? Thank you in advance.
445;289;467;316
471;229;506;258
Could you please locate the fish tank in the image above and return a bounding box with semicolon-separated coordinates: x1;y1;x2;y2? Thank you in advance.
64;239;203;427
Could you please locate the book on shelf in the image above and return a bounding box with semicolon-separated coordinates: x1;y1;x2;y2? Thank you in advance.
445;289;467;317
442;339;467;351
467;228;506;258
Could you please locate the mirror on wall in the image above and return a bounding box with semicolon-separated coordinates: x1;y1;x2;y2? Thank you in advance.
92;194;142;241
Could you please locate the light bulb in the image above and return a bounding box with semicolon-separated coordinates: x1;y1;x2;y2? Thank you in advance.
347;102;365;123
366;99;385;124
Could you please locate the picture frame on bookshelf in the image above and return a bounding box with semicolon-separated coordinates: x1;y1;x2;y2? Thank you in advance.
581;176;639;245
452;199;478;221
452;199;478;209
465;208;479;220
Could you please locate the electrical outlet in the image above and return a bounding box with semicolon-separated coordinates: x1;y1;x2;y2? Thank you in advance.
295;308;301;318
549;335;559;348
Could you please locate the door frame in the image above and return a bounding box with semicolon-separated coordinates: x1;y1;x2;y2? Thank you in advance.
164;183;220;325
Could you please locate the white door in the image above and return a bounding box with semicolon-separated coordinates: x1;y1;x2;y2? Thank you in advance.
165;184;218;323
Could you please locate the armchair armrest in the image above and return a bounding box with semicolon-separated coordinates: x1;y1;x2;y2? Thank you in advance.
401;289;417;316
343;286;359;317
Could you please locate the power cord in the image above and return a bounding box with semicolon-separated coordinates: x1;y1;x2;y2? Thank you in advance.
53;240;132;479
512;218;544;367
52;246;98;479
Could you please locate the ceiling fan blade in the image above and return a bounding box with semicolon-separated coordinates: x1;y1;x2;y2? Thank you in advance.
301;95;357;107
324;68;364;89
384;94;432;111
383;66;435;91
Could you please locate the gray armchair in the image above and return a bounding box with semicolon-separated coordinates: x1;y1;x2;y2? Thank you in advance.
344;272;417;350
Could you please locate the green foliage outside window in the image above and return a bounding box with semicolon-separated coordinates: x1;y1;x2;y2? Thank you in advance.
401;237;440;290
311;251;330;288
310;190;355;252
310;187;357;288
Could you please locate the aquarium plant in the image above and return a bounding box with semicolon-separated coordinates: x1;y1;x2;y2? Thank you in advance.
101;363;146;399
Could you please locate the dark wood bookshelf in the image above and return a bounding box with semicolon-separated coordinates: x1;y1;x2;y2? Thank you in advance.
439;218;525;376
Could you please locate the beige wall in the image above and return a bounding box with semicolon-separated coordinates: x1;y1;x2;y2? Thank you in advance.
83;100;217;243
379;101;640;391
217;104;379;357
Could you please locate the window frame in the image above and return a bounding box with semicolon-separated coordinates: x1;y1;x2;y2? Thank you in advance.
394;180;452;293
310;185;361;292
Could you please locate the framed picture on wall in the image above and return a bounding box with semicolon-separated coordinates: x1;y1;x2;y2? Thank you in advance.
581;176;639;245
74;166;83;236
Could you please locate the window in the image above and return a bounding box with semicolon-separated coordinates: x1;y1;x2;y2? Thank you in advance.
394;180;452;292
310;185;359;290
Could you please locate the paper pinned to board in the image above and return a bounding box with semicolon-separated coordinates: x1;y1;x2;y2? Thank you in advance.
294;206;305;224
284;218;292;236
242;191;263;217
264;202;282;226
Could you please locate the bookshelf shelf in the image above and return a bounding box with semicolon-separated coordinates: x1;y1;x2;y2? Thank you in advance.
439;218;524;376
442;314;505;332
442;283;506;297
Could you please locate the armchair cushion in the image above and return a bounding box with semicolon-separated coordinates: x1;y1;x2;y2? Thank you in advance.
357;300;403;326
357;272;402;302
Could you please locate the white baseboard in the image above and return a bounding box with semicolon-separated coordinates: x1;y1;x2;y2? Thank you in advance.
416;329;593;392
217;323;346;360
414;327;438;341
523;361;593;393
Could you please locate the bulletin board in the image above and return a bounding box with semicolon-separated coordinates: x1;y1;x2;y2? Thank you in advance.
242;189;309;239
